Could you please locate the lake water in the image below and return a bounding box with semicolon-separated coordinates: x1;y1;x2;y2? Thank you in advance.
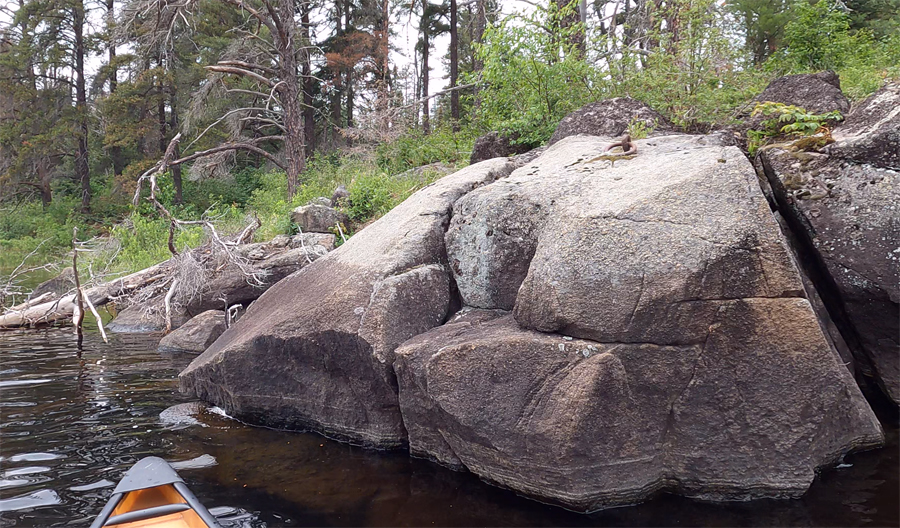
0;328;897;527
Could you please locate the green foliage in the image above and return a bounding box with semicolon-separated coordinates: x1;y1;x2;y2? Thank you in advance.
375;128;477;174
766;0;899;100
746;102;843;153
472;6;599;145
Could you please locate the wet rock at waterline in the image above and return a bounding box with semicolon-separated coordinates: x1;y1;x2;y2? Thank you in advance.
759;147;899;404
395;311;881;511
158;310;227;354
179;158;517;446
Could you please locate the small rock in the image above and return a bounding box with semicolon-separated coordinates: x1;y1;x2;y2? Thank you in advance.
290;204;349;234
158;310;227;354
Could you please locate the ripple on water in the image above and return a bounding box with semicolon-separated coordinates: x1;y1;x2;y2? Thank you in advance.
0;489;62;512
0;378;53;388
69;479;116;492
5;452;64;463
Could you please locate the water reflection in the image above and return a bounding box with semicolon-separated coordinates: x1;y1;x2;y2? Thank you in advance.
0;328;897;527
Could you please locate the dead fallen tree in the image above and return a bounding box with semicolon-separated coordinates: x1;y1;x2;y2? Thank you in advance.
0;260;170;328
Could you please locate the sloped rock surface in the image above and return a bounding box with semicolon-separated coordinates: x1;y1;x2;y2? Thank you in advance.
158;310;226;354
827;82;900;170
179;159;516;446
548;97;675;146
395;311;881;511
759;147;899;403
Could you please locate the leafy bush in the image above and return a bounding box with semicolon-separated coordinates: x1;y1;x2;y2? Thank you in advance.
376;128;476;174
747;102;843;153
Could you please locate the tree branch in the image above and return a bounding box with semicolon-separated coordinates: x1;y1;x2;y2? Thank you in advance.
206;65;276;87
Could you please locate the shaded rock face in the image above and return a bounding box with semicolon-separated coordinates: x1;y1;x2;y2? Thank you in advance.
28;267;75;300
470;132;533;164
179;159;517;446
548;97;675;146
180;134;883;512
751;71;851;115
827;82;900;170
759;147;899;403
158;310;226;354
290;204;349;233
395;311;881;511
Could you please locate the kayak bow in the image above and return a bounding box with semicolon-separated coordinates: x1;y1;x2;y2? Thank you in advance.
90;457;220;528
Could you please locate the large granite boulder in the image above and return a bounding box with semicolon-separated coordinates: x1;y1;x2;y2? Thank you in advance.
759;147;899;403
827;82;900;170
179;159;517;446
548;97;675;146
402;134;883;510
395;311;880;511
290;204;349;233
158;310;226;354
470;132;533;164
751;71;851;115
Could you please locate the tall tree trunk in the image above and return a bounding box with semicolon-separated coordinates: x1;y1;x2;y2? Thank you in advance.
74;0;90;214
421;12;430;135
106;0;124;177
275;0;305;199
301;2;316;157
38;158;52;207
170;89;183;204
344;0;353;129
473;0;486;109
450;0;459;131
376;0;390;133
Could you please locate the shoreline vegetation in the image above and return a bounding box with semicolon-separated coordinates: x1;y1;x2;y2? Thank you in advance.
2;0;898;305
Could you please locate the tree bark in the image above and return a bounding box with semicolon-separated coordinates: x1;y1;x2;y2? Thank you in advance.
274;0;305;199
74;0;91;214
301;1;316;157
170;89;183;204
107;0;124;178
450;0;459;131
421;8;430;135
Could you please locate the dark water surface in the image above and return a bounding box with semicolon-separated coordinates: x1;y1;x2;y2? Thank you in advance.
0;329;897;527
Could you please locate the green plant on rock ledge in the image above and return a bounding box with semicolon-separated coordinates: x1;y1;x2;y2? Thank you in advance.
747;102;843;154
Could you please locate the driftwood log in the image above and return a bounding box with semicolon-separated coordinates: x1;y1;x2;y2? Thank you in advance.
0;261;169;329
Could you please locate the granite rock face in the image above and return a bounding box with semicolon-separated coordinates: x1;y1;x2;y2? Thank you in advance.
759;146;899;403
179;134;883;511
158;310;226;354
548;97;675;146
395;311;881;511
179;159;516;446
827;82;900;170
